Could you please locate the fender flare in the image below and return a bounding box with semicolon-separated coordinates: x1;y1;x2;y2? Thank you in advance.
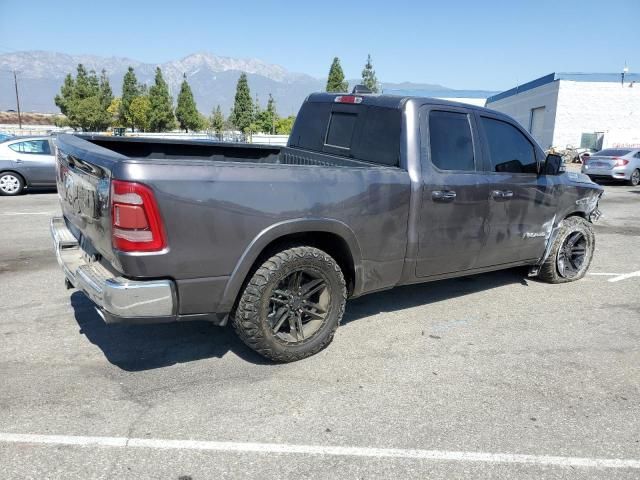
218;218;364;313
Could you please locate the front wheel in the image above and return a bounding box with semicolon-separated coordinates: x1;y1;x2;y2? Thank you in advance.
231;246;347;362
628;169;640;187
537;216;595;283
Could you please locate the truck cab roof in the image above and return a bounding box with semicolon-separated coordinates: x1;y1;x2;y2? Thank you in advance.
306;92;492;113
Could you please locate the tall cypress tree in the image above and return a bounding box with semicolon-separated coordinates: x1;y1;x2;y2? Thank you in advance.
210;105;225;138
361;54;379;93
175;73;201;132
326;57;348;93
120;67;141;131
230;73;253;132
98;69;113;110
148;67;175;132
257;93;278;134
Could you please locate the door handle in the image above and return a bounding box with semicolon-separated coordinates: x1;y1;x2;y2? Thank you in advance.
491;190;514;200
15;159;23;163
432;190;457;202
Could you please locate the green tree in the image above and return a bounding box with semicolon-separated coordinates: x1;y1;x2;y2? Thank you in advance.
230;73;253;132
275;115;295;135
326;57;348;93
130;96;151;132
148;67;176;132
53;64;110;131
120;67;142;131
256;93;278;134
175;73;202;132
361;54;379;93
210;105;225;138
98;69;113;114
54;74;75;117
107;97;122;127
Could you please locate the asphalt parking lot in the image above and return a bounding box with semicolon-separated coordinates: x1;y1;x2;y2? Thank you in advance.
0;184;638;479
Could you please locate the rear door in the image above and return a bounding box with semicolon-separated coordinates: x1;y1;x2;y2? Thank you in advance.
416;106;490;277
474;113;557;267
9;139;56;185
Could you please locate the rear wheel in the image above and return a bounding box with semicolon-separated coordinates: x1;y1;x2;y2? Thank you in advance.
628;169;640;187
0;172;24;196
537;216;595;283
231;246;347;362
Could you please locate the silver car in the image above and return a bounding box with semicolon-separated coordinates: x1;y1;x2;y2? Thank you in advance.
581;148;640;186
0;136;56;195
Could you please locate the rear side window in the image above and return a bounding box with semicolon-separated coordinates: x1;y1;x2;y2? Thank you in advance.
429;111;475;171
9;140;51;154
481;117;536;174
289;102;400;167
353;107;401;166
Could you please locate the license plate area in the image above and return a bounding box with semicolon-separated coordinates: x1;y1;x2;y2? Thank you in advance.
62;168;100;219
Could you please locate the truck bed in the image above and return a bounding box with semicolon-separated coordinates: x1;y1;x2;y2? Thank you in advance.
78;135;387;168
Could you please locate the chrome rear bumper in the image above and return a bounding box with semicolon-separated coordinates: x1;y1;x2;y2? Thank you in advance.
50;217;177;323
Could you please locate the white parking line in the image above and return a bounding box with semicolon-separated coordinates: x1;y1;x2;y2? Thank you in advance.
0;432;639;470
588;272;620;276
608;271;640;283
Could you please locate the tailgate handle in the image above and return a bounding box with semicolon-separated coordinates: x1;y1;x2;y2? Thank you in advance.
491;190;514;200
432;190;457;202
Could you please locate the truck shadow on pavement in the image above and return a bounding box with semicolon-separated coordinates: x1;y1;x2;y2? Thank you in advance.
70;292;271;370
342;268;529;324
70;269;528;370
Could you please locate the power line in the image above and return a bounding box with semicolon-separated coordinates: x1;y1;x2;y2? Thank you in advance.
13;70;22;128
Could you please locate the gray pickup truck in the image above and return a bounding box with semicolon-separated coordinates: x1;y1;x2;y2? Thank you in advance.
51;92;602;362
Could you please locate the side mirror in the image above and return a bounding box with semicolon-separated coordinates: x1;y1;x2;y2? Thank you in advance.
542;153;564;175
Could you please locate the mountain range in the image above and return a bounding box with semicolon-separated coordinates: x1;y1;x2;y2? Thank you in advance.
0;51;496;116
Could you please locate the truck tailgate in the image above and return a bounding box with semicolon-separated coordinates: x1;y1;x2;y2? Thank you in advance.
55;134;124;268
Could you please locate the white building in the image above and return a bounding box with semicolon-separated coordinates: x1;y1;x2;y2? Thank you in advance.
485;72;640;151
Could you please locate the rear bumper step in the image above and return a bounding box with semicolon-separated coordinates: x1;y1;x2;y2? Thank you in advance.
50;217;177;323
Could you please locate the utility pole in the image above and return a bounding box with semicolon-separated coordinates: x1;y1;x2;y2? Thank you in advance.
13;70;22;129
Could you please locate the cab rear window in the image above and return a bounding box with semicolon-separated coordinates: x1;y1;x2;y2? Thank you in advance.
596;149;630;157
290;102;401;167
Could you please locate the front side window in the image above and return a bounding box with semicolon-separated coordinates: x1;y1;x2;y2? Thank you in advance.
429;110;475;171
481;117;536;174
9;140;51;155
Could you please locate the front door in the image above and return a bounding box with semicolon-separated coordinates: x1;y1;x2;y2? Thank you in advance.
474;113;558;267
416;107;490;277
10;139;56;185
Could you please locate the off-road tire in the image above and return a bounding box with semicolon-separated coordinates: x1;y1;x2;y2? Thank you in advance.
231;246;347;362
537;216;595;284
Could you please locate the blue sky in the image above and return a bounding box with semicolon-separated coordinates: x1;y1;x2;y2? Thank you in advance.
0;0;637;90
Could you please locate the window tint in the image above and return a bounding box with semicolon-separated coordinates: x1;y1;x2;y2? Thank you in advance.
352;107;400;166
325;112;356;149
9;140;51;155
429;111;475;171
289;102;332;152
288;101;400;167
481;117;536;174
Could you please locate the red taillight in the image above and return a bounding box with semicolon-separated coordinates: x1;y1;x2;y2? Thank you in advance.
614;158;629;167
334;95;363;104
111;180;166;252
